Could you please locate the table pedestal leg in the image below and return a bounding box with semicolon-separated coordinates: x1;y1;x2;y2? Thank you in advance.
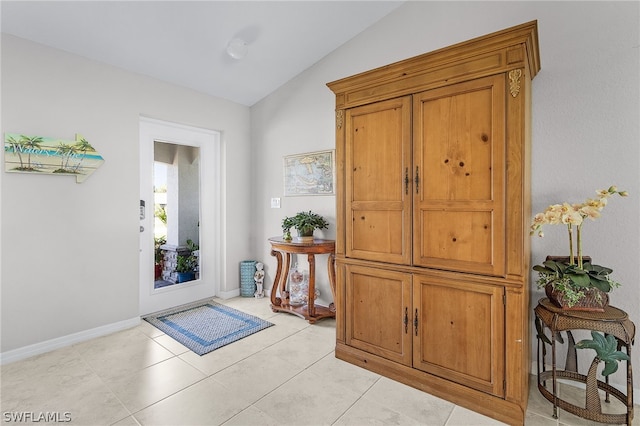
269;250;283;308
307;254;315;317
269;250;291;308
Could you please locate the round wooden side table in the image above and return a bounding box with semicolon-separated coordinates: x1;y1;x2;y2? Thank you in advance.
534;298;635;425
268;236;336;323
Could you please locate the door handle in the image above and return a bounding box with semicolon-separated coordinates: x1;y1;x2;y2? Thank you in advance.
404;168;409;195
404;307;409;334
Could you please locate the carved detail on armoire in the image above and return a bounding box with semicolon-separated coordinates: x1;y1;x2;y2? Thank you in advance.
336;109;344;129
509;69;523;97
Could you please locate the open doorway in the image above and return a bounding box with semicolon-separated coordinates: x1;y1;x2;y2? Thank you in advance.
139;117;222;315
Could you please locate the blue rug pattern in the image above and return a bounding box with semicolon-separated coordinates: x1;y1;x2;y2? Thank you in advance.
144;301;273;356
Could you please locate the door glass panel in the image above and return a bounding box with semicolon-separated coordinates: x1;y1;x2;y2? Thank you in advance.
153;141;200;288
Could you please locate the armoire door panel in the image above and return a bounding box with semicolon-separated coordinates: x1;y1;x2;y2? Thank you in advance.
418;209;498;275
345;97;412;264
413;275;505;396
418;86;494;201
413;75;506;275
350;208;405;260
345;265;412;365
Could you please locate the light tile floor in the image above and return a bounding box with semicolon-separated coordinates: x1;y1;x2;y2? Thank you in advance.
1;296;637;425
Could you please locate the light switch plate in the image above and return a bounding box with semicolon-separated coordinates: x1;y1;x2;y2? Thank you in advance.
271;197;281;208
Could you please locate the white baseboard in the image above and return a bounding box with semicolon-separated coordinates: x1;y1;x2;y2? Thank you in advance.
0;317;140;365
217;288;240;299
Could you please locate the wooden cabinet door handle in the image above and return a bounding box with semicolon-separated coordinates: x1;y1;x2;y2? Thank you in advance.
405;168;409;195
404;307;409;333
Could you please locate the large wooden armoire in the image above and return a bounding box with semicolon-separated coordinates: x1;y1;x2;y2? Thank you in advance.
327;22;540;425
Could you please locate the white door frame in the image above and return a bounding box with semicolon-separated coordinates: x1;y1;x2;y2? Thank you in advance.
139;116;222;315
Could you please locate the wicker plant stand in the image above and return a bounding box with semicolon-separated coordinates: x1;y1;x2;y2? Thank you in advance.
535;298;635;425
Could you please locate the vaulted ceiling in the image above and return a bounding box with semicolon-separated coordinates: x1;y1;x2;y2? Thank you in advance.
1;1;403;106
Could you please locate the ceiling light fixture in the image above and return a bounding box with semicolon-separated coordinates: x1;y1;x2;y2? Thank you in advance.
226;38;248;60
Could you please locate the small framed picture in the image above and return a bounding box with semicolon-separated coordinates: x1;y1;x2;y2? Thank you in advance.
283;149;335;196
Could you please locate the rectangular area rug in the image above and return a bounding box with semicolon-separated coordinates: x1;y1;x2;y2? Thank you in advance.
144;300;274;355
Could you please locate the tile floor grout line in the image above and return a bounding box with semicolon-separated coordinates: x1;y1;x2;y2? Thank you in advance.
176;321;312;377
71;342;141;425
329;375;384;425
74;326;216;424
126;371;216;423
216;340;339;424
126;319;327;424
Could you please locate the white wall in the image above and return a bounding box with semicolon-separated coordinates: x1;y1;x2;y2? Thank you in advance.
251;1;639;395
1;35;252;353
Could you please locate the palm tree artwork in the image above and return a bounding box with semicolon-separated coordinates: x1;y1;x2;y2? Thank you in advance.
55;143;77;173
72;137;93;173
4;133;104;183
21;135;44;170
5;135;25;170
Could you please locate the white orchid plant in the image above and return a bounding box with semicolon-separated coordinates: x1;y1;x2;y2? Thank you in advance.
530;186;628;305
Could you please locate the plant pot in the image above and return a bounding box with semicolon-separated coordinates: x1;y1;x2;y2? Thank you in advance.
176;272;195;283
295;230;314;243
545;284;609;312
155;264;162;280
545;255;592;264
542;254;609;311
295;236;314;243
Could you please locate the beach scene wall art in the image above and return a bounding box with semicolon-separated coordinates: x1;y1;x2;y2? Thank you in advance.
4;133;104;183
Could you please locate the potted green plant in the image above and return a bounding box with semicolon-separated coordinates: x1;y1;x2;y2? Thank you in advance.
174;239;198;283
530;185;627;310
282;210;329;242
175;254;197;282
154;236;166;280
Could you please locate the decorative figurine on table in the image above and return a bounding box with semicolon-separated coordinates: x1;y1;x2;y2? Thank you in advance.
254;262;265;298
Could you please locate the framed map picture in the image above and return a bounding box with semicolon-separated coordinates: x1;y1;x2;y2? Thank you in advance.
284;150;335;196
